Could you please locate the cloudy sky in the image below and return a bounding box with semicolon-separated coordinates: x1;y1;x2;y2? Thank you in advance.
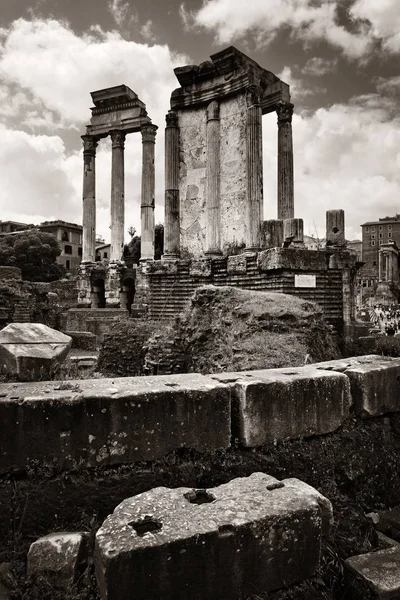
1;0;400;242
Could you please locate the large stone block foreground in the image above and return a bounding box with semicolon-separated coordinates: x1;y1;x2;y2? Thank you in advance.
0;373;230;472
95;473;333;600
2;356;400;474
0;323;71;381
212;366;351;446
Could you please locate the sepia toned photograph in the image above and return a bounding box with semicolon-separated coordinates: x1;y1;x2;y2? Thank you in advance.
0;1;400;598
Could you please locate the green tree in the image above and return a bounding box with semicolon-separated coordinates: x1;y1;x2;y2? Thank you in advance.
0;230;66;282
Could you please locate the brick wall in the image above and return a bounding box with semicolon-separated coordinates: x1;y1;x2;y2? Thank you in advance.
147;254;344;331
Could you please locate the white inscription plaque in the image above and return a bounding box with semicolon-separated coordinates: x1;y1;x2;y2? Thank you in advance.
295;275;316;288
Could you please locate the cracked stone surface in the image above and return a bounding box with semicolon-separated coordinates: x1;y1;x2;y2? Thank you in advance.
95;472;332;600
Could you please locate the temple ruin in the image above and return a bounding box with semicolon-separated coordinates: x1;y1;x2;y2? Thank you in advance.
78;85;157;310
72;46;360;339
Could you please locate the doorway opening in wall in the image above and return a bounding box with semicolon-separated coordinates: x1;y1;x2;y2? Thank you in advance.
121;277;135;313
92;278;106;308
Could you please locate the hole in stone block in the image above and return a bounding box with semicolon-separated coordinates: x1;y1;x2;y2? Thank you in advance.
218;524;235;538
184;489;215;504
165;382;179;388
266;482;285;491
332;227;339;233
129;516;163;536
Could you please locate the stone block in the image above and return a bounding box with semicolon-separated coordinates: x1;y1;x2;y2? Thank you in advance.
345;546;400;599
257;247;327;272
189;258;212;277
314;355;400;417
212;366;351;446
344;360;400;417
95;473;332;600
147;260;179;275
227;254;247;274
28;532;89;589
0;323;72;381
0;373;231;472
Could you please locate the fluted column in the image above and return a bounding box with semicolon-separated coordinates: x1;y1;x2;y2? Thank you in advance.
388;252;393;282
140;124;158;261
205;100;221;256
163;111;180;260
110;130;125;262
379;251;384;281
277;102;294;220
245;85;263;252
82;135;98;262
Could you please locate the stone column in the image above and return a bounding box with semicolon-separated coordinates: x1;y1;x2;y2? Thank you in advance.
110;130;125;262
82;135;98;263
326;209;345;248
379;251;384;281
140;124;158;261
277;102;294;220
163;111;180;260
205;100;221;256
388;252;393;282
283;218;304;248
245;85;263;252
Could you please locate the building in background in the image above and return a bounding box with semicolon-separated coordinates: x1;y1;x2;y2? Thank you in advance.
0;220;33;234
96;243;111;261
38;220;83;274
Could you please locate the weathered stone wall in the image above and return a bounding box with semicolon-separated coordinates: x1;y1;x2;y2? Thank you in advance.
0;355;398;475
178;95;247;256
49;278;78;310
0;279;61;329
146;253;343;330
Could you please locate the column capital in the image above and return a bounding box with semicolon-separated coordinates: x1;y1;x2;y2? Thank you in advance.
82;135;98;155
165;110;178;128
245;85;262;109
206;100;219;121
277;102;294;126
110;130;126;149
141;123;158;144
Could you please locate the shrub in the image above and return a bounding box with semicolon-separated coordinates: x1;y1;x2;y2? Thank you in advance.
375;336;400;357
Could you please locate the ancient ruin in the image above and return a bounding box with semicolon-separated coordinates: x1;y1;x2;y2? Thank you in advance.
68;46;361;342
78;85;157;310
163;46;293;258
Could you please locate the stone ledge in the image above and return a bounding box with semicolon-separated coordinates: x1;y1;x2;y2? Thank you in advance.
313;355;400;417
258;248;327;272
0;373;231;473
212;366;351;446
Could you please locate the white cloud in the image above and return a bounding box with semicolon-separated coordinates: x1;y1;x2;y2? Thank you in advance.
107;0;138;30
0;18;188;241
350;0;400;53
278;66;327;101
140;20;157;43
184;0;374;59
302;57;338;77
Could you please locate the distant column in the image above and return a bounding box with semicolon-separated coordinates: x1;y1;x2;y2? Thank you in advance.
388;252;393;282
379;251;384;281
82;135;98;262
205;100;222;256
277;102;294;220
140;124;158;261
163;111;180;260
110;130;125;262
245;85;263;252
